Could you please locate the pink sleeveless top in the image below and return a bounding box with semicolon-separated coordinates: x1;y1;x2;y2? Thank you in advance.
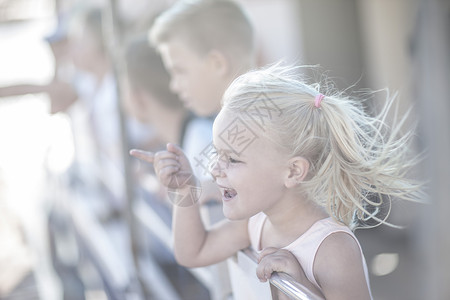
248;212;372;297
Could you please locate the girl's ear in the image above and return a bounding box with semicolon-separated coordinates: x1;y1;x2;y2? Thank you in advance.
206;49;229;77
284;157;310;188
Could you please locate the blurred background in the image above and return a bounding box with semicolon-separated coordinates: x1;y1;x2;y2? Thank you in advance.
0;0;448;299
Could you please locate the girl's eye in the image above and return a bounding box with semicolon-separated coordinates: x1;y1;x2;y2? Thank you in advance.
228;157;240;164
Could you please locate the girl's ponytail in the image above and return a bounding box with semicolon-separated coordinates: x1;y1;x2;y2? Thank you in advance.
311;92;424;229
222;63;425;229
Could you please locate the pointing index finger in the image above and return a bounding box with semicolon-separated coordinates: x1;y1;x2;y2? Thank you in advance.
129;149;155;163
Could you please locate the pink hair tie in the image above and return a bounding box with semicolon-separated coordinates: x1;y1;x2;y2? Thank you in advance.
314;94;325;108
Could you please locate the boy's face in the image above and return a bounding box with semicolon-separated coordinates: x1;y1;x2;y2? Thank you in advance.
158;37;224;117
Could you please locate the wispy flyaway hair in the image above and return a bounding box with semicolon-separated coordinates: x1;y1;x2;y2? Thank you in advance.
222;63;425;230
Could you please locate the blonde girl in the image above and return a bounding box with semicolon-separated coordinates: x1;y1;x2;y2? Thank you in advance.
130;64;422;299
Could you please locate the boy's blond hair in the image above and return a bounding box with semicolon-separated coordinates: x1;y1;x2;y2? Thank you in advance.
222;64;425;229
149;0;254;69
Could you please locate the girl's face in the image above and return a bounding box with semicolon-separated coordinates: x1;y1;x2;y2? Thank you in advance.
211;109;289;220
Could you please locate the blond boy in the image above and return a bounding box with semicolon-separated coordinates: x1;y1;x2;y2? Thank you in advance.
148;0;256;206
149;0;255;118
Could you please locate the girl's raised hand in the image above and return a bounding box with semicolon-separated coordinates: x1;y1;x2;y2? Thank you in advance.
130;143;196;190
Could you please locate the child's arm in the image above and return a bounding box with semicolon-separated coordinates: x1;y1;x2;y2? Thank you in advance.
0;84;47;97
130;143;250;267
0;82;77;113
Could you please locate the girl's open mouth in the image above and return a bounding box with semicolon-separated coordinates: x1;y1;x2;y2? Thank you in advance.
223;188;237;201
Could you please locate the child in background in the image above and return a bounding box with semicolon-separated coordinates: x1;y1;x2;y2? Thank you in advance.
131;64;423;299
0;11;78;113
148;0;255;198
124;35;188;147
149;0;255;118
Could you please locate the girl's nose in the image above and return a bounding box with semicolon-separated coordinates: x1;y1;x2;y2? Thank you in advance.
209;158;225;181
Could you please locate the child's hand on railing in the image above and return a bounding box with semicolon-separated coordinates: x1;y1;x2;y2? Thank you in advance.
256;248;325;299
256;247;305;283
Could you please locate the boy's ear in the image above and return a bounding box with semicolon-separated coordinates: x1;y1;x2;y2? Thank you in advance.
284;157;310;188
206;49;230;77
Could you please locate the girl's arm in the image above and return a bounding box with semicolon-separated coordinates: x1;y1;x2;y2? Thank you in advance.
172;203;249;267
314;232;372;300
130;143;250;267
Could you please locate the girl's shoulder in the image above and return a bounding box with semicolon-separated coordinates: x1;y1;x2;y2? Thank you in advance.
316;230;363;263
314;231;372;299
284;218;365;283
310;218;363;264
287;217;353;248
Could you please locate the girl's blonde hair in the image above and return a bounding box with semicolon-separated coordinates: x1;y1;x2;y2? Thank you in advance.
222;64;424;230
